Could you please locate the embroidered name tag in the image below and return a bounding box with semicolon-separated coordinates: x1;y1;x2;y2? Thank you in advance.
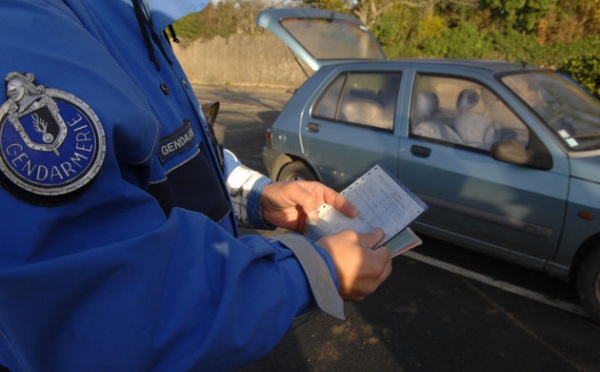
158;119;196;164
0;72;106;197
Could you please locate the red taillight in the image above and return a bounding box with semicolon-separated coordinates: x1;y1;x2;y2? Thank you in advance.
265;129;272;149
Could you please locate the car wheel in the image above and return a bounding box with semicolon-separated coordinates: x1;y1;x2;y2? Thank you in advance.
277;161;317;182
577;248;600;324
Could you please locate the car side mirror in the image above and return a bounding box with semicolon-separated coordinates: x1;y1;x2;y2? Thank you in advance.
491;139;552;170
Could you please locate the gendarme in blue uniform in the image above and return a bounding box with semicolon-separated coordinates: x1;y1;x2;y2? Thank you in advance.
0;1;341;370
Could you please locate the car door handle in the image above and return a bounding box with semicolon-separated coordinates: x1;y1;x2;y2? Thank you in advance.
307;122;321;132
411;145;431;158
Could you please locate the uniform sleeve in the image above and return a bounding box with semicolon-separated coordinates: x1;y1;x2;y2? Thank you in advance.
223;149;275;229
0;2;340;371
0;202;338;371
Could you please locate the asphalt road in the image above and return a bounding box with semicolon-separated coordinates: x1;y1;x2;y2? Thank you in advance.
194;85;600;372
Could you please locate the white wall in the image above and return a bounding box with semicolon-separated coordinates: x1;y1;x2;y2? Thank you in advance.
173;34;312;88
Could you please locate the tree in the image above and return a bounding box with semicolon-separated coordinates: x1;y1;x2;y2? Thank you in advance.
480;0;555;33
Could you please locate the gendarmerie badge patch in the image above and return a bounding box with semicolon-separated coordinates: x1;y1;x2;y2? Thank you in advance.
0;72;106;197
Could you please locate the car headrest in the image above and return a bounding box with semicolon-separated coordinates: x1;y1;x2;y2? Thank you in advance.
413;91;439;122
457;89;480;111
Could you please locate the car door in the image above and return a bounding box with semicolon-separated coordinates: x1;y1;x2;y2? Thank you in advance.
398;72;570;266
299;70;402;190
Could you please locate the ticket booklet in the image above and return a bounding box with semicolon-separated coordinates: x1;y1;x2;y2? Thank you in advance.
306;164;428;257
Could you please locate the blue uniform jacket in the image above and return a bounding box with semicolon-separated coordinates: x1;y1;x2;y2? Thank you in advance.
0;1;339;371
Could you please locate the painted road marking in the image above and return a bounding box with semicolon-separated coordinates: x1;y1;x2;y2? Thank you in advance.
404;251;588;318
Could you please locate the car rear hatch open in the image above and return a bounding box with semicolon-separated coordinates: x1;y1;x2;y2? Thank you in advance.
256;7;386;71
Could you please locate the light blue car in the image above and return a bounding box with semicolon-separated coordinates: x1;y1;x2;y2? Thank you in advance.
259;8;600;324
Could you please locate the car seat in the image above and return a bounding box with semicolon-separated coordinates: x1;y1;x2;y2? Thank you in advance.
413;91;462;143
454;89;498;149
340;98;391;130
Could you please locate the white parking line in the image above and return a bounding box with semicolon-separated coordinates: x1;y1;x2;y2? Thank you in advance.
404;251;588;318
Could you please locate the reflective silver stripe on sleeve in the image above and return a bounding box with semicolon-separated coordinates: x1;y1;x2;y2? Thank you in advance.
274;234;345;320
226;165;264;226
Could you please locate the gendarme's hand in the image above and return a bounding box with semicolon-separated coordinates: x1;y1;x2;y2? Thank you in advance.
316;228;392;301
261;180;357;233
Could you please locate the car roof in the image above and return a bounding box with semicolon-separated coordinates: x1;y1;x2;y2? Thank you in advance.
317;58;546;77
382;58;540;73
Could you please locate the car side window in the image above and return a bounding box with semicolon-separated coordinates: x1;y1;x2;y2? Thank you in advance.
410;75;529;150
313;72;401;131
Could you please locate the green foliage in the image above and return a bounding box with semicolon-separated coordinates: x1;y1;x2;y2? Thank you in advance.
480;0;556;33
371;6;414;49
486;28;550;65
173;13;203;42
174;0;600;98
174;1;266;43
302;0;350;12
175;3;234;43
418;16;445;40
559;54;600;98
420;21;495;59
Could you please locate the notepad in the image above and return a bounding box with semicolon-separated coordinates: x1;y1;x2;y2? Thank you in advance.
306;164;428;257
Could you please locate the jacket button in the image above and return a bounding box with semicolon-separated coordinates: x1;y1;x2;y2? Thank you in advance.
160;83;170;95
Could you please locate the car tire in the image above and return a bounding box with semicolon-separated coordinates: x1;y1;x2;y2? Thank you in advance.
577;248;600;325
277;161;317;182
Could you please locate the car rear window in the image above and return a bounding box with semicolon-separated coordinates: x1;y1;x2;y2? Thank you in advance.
281;18;385;61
